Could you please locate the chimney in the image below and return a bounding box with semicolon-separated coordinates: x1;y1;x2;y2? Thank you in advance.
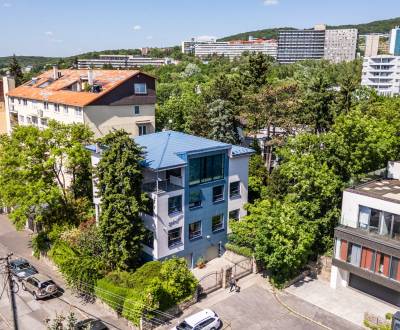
52;65;59;80
87;69;94;86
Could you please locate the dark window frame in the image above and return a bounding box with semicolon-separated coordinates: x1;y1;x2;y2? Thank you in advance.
168;195;182;215
168;227;182;248
189;221;202;240
189;154;224;186
229;181;240;198
212;214;224;232
213;185;224;203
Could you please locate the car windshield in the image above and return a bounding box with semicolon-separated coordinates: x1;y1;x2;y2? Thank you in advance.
39;280;55;288
176;321;193;330
16;263;31;270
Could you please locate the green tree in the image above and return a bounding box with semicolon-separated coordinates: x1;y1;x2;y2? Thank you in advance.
96;130;145;270
207;99;240;144
9;54;23;86
240;52;274;90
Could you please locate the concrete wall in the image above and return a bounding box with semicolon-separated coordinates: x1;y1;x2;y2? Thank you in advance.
341;190;400;228
83;104;155;138
0;101;6;134
228;156;250;220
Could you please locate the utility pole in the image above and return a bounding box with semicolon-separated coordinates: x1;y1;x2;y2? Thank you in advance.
1;253;18;330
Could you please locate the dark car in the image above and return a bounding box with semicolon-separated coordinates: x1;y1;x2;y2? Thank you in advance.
75;319;108;330
10;258;38;280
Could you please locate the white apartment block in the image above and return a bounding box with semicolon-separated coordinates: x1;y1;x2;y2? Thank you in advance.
3;67;156;138
324;29;358;63
361;55;400;96
193;39;278;60
77;55;175;69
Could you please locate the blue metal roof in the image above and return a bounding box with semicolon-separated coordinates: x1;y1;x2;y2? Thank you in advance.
87;131;254;170
134;131;232;170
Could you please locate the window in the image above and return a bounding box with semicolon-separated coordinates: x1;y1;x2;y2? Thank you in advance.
189;221;202;240
390;257;400;281
31;116;38;125
19;115;25;123
43;102;49;110
346;243;361;267
134;105;140;114
54;104;60;112
189;190;202;209
23;99;27;106
26;117;32;124
212;214;224;232
229;209;240;220
134;83;147;94
10;97;14;104
17;99;21;105
138;124;147;136
75;107;82;116
189;154;224;186
168;195;182;215
168;227;182;247
63;105;68;114
40;118;48;127
142;228;154;249
229;181;240;198
213;185;224;203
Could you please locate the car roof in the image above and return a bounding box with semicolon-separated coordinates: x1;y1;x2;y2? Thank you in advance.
11;258;30;265
30;273;52;282
184;309;215;326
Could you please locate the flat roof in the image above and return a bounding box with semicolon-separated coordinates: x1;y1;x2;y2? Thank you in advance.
347;179;400;204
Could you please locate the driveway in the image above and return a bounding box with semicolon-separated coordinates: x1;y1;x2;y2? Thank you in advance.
163;274;360;330
0;214;131;330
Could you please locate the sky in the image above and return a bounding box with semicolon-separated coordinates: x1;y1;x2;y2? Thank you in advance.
1;0;400;57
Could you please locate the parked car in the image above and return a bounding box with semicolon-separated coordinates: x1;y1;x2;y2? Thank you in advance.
10;258;38;280
172;309;221;330
21;274;58;300
75;318;108;330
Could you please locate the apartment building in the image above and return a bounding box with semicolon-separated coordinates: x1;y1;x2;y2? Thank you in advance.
331;162;400;307
277;25;358;64
390;27;400;56
90;131;254;267
361;55;400;96
193;39;278;60
365;34;380;57
324;29;358;63
3;67;156;138
182;37;217;55
77;55;175;69
277;26;326;64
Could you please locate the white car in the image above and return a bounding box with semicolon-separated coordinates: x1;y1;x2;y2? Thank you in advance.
172;309;221;330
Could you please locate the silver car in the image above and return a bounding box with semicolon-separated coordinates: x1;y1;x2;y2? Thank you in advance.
21;274;58;300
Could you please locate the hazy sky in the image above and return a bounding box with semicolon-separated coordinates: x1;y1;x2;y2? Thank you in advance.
1;0;400;57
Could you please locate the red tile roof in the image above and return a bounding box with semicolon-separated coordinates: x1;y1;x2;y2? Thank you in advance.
7;69;142;107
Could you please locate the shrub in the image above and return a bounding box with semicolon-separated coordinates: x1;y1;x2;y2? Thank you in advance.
95;277;130;314
31;232;50;258
225;243;253;258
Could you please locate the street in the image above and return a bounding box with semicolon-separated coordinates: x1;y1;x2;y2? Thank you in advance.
0;214;131;330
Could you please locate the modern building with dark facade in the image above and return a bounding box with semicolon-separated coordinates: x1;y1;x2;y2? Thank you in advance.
277;25;326;64
331;161;400;307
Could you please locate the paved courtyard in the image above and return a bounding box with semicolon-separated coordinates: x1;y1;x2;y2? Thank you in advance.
163;274;361;330
286;276;398;327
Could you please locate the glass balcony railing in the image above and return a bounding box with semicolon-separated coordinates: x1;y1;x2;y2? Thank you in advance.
142;178;183;194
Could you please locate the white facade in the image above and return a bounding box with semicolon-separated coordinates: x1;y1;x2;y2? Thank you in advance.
77;55;175;69
324;29;358;63
361;55;400;96
194;40;278;60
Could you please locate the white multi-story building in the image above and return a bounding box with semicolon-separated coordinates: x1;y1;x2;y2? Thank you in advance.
390;26;400;56
361;55;400;96
181;37;217;54
3;67;156;138
324;29;358;63
193;39;278;60
331;161;400;307
77;55;175;69
90;131;254;267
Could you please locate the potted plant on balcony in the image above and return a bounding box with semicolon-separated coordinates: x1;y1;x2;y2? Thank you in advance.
196;256;206;269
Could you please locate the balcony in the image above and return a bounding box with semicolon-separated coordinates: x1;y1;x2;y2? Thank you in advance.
142;178;183;195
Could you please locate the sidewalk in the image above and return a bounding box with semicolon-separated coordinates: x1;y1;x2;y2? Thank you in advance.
285;276;397;327
0;215;132;330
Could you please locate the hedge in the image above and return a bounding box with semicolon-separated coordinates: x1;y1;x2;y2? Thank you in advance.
225;243;253;258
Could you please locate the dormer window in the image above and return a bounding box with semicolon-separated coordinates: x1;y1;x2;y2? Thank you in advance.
23;99;28;106
134;83;147;94
54;104;60;112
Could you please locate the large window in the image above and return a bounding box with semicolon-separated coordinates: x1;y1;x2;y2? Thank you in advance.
189;221;202;240
212;214;224;232
168;195;182;215
134;83;147;94
358;206;400;240
138;124;147;136
142;228;154;249
229;181;240;198
168;227;182;247
346;243;361;267
229;209;240;221
189;154;224;186
212;185;224;203
189;190;202;209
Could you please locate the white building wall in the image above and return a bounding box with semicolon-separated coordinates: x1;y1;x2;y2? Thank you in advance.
324;29;358;63
365;35;380;57
228;156;250;219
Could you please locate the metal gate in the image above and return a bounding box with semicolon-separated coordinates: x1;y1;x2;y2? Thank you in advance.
232;257;253;280
198;271;223;295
